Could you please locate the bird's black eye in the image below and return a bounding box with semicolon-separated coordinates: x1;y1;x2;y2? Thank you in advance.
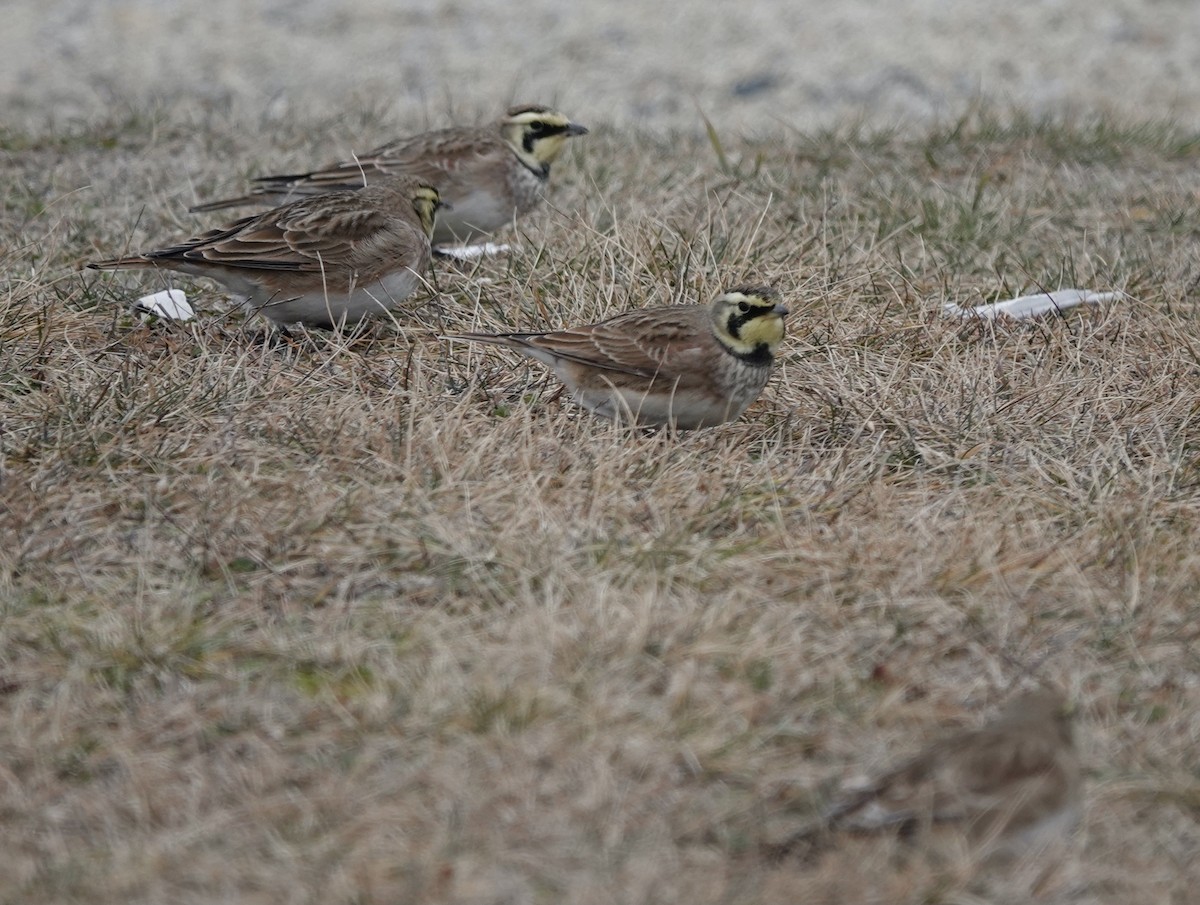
737;301;750;313
529;122;547;134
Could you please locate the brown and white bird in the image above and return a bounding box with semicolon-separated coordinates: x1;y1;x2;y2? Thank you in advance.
776;689;1082;857
190;104;588;248
90;176;442;329
444;286;789;429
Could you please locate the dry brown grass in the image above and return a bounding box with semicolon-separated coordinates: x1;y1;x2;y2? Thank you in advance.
2;107;1200;903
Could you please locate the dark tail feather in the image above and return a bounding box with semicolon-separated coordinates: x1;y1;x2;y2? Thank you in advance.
251;171;313;187
188;192;269;214
189;173;322;213
87;256;152;271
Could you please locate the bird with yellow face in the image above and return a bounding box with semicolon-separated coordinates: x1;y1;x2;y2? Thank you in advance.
445;286;789;429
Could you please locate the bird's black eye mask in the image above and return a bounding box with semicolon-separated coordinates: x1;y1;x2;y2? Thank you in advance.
726;303;776;337
522;122;568;152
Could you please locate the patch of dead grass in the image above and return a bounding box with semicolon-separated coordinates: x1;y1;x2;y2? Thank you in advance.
2;109;1199;903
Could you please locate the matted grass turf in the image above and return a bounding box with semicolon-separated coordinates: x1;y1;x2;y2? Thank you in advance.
2;107;1199;903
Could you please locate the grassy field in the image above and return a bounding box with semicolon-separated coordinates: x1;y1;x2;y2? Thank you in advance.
3;107;1199;903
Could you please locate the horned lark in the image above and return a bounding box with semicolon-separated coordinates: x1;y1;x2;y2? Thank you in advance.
444;286;789;429
90;176;442;329
190;104;588;247
776;689;1082;857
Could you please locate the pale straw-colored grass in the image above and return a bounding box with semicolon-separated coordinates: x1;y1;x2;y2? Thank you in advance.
2;108;1198;903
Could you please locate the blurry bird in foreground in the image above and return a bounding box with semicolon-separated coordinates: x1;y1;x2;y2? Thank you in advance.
770;689;1082;862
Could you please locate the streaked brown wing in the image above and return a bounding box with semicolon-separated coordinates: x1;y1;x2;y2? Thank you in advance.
526;307;711;378
271;128;498;191
952;727;1066;797
838;724;1063;828
150;194;395;273
278;202;401;263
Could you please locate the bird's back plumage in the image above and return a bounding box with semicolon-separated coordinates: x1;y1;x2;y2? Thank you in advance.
90;176;440;328
446;288;788;428
772;689;1082;861
188;105;587;247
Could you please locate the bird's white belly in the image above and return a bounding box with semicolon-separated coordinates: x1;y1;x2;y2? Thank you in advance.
435;188;518;245
244;269;421;328
572;383;738;430
1007;801;1082;851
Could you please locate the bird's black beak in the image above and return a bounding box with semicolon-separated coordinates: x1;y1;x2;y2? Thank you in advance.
565;122;589;136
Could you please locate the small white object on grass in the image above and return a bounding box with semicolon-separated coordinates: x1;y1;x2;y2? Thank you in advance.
133;289;194;321
944;289;1120;321
435;242;511;260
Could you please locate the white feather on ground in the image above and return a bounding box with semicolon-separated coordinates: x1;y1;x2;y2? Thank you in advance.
133;289;195;322
943;289;1120;321
435;242;511;260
